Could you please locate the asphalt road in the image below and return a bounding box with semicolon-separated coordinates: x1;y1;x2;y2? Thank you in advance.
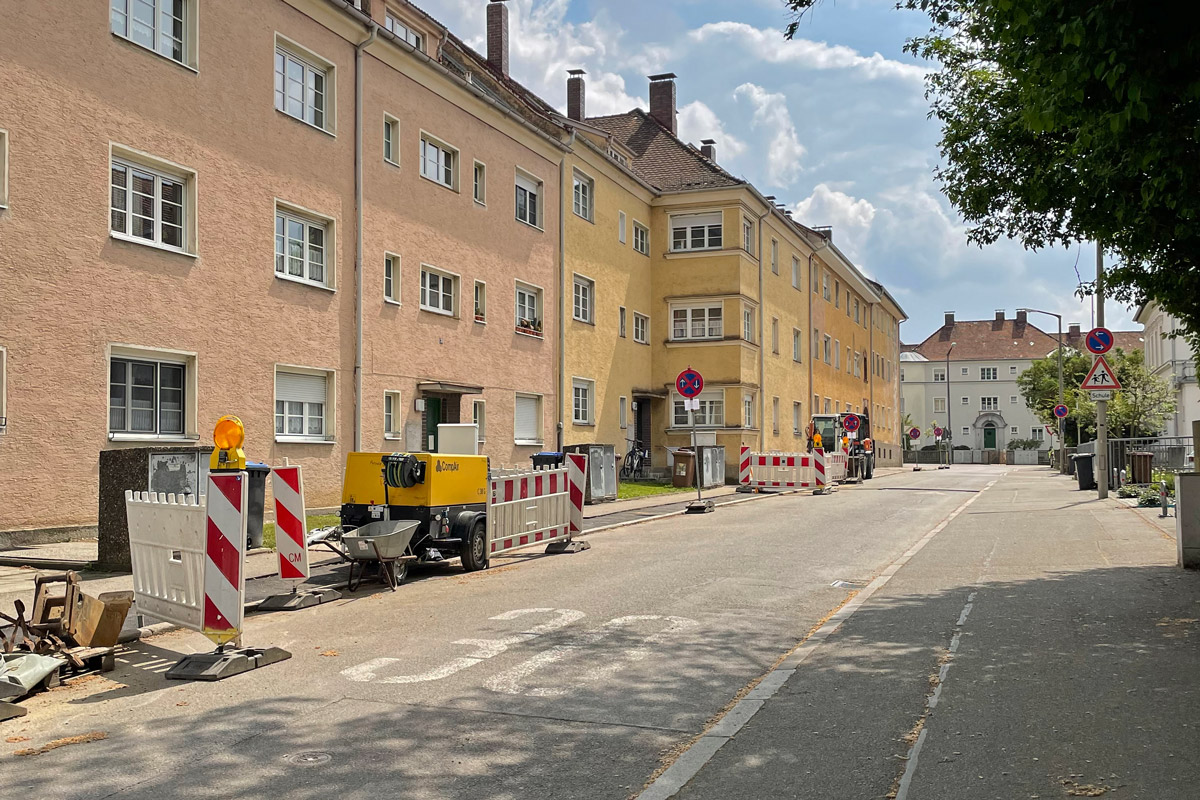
3;466;1004;799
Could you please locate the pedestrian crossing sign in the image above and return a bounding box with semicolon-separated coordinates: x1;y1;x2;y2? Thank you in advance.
1081;355;1121;391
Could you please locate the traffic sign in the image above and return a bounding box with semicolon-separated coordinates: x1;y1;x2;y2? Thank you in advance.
909;427;921;440
675;368;704;398
1081;355;1121;391
843;414;861;433
1085;327;1114;355
1045;424;1055;436
1089;390;1113;401
934;427;944;439
1053;404;1069;419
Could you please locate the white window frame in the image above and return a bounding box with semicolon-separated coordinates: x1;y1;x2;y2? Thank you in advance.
109;149;195;255
961;396;969;405
981;366;997;381
822;271;831;301
383;390;402;439
793;401;803;435
823;335;832;365
107;345;197;441
1010;425;1020;435
572;377;595;425
834;340;841;370
793;329;802;363
274;365;335;444
772;396;780;434
110;0;195;69
572;170;594;222
1010;395;1018;404
473;399;486;443
670;212;723;252
473;160;486;205
792;256;800;289
933;397;947;414
742;217;754;254
771;318;779;354
275;201;333;289
743;308;754;343
673;390;724;427
572;274;595;324
515;169;543;229
419;264;457;316
633;312;649;345
474;280;487;323
384;12;424;51
981;396;999;411
383;252;400;304
633;220;650;256
770;239;779;274
743;393;755;428
514;392;543;446
671;304;722;341
619;396;628;429
961;366;969;376
274;36;335;134
1031;427;1045;442
1010;365;1019;374
515;281;543;336
618;211;627;243
383;114;399;165
618;307;627;338
933;368;946;382
962;426;971;437
835;280;841;308
420;133;457;190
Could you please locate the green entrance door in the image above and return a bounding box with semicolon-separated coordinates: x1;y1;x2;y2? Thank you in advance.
983;424;997;450
425;397;442;452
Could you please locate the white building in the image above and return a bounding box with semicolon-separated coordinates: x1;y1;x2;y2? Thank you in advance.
1135;301;1199;438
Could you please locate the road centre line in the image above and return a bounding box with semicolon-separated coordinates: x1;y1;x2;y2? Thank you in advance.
636;479;999;800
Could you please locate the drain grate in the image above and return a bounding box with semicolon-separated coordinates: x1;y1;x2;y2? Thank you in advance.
285;752;332;766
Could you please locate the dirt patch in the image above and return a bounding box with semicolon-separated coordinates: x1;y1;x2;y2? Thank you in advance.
1061;778;1112;796
14;731;107;757
319;649;340;657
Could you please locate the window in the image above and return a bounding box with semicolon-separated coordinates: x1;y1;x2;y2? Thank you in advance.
854;299;860;324
515;171;541;227
1010;395;1018;404
419;265;456;315
961;396;969;405
420;135;456;188
962;427;970;437
674;391;724;426
274;42;330;131
384;254;400;303
980;367;997;381
111;0;188;65
743;308;754;343
824;397;832;414
633;221;650;255
743;393;755;428
793;401;803;434
383;115;399;165
572;171;594;221
771;318;779;354
792;329;802;362
515;282;542;334
792;256;801;289
933;368;946;382
633;313;649;344
473;161;486;204
770;240;779;274
275;369;330;442
742;218;754;254
813;328;820;359
514;393;542;444
900;369;905;382
473;400;486;442
854;352;862;378
383;391;401;439
473;281;486;322
0;129;7;208
814;394;821;414
1031;427;1045;442
822;271;831;301
671;212;722;251
274;205;329;287
835;280;841;308
619;396;628;429
385;13;424;51
110;154;190;252
672;305;722;340
810;263;818;293
572;275;594;323
934;397;947;413
1010;365;1018;374
109;356;186;436
607;148;628;166
846;291;852;316
981;397;999;411
834;340;841;369
0;346;6;432
618;211;627;243
572;378;594;424
619;307;627;338
1010;426;1019;435
823;335;832;364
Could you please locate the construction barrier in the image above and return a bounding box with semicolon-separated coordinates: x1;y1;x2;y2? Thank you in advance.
738;446;815;489
487;453;586;556
125;491;208;632
270;465;309;581
826;451;848;483
202;473;248;646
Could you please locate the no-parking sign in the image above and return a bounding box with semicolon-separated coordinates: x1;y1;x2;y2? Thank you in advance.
676;368;704;398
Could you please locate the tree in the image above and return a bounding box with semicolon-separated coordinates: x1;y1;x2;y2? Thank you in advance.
900;412;915;450
1016;348;1093;445
1108;349;1177;437
783;0;1200;366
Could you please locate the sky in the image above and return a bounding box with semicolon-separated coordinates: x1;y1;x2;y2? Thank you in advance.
428;0;1137;343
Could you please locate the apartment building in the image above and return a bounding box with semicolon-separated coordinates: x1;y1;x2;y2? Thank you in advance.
1135;301;1198;438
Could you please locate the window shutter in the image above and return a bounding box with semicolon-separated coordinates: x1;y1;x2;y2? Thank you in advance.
671;211;722;229
515;395;539;441
516;173;539;194
277;371;327;404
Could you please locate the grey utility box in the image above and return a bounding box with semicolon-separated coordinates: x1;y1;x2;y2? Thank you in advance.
565;444;618;503
696;445;726;489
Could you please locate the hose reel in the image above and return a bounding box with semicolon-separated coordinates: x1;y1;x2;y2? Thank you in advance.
382;453;425;489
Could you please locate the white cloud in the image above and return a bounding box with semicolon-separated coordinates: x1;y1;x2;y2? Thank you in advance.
791;183;876;265
677;100;747;160
734;83;806;187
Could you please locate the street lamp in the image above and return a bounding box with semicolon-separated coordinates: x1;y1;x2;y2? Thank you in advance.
1019;308;1064;473
945;341;956;468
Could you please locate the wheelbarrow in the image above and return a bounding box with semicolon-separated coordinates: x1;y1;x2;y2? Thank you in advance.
341;519;420;592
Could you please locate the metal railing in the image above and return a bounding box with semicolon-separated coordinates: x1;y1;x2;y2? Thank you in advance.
1086;436;1195;488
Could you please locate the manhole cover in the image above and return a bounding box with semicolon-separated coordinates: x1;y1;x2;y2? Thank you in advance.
831;580;866;589
285;752;332;766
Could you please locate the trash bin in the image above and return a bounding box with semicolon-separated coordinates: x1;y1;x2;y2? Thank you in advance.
672;449;696;488
1073;453;1096;491
1128;451;1154;485
244;461;271;549
531;451;565;469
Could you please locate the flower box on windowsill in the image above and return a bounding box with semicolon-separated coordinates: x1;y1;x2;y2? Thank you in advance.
515;318;543;338
475;314;486;323
515;326;543;338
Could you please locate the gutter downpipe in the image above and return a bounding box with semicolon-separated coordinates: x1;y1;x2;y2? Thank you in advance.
806;240;829;422
354;23;378;453
557;131;576;452
757;207;770;453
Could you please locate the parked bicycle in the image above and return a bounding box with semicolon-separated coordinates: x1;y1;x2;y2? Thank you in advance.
621;439;650;479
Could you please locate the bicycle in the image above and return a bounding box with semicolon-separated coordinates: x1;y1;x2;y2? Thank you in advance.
620;439;649;479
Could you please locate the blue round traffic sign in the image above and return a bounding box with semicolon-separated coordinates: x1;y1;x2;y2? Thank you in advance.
675;368;704;398
1053;404;1069;419
1086;327;1114;355
843;414;861;432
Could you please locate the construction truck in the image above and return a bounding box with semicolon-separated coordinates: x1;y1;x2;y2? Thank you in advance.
808;413;875;480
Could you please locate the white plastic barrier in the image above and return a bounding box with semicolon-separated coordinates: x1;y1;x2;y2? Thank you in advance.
125;491;207;631
487;453;586;556
825;451;848;483
737;447;815;489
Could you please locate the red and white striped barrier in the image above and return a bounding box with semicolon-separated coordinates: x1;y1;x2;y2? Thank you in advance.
487;454;587;556
826;451;848;483
566;452;587;536
739;446;815;489
739;447;752;485
271;464;309;581
203;472;248;646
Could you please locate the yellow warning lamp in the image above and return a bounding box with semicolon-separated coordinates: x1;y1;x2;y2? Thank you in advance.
813;432;823;448
210;415;247;470
842;435;850;449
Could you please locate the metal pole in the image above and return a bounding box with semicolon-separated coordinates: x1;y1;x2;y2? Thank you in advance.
1057;316;1064;473
945;345;953;469
691;407;702;504
1096;243;1108;499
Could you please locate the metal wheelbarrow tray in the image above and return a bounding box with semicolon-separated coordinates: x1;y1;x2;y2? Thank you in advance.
341;519;421;592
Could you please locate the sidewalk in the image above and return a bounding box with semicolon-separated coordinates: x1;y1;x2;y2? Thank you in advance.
651;467;1200;799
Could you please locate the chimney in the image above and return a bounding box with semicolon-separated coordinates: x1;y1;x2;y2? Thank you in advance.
487;0;509;77
700;138;716;161
648;73;677;135
944;311;955;327
1016;310;1028;325
1069;323;1081;338
813;225;833;241
567;69;586;121
994;309;1005;322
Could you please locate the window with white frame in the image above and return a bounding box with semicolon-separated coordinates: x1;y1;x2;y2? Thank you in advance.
0;346;6;432
770;239;778;274
933;368;946;382
420;135;456;188
846;290;851;316
822;271;831;301
814;393;820;413
473;399;486;442
742;218;754;254
385;12;424;51
618;307;627;338
961;396;969;405
846;346;852;373
855;352;862;378
673;391;723;426
1010;395;1018;404
572;275;594;323
823;335;832;364
810;263;818;293
934;397;946;413
981;396;999;411
981;367;997;380
671;304;722;340
743;393;754;427
275;205;329;287
633;221;649;255
633;313;649;344
771;318;779;354
109;355;186;436
419;265;456;315
515;282;542;333
110;153;190;252
383;115;399;165
1031;427;1045;441
743;308;754;343
961;366;969;375
835;280;841;308
111;0;190;65
793;329;802;362
514;393;542;444
813;328;820;359
619;396;628;429
772;396;780;433
824;397;832;414
275;369;330;441
473;281;486;322
1010;425;1019;435
572;378;594;424
671;212;722;251
1010;365;1018;374
384;254;400;303
473;161;486;204
834;340;841;369
793;401;803;434
572;171;594;221
515;171;541;227
383;390;401;438
962;426;970;437
274;42;331;131
618;211;627;243
854;299;860;324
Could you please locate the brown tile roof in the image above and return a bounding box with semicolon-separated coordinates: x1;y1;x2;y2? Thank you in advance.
586;110;744;192
912;317;1144;361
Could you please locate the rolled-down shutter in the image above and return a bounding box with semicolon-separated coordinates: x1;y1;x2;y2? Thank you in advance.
671;211;722;229
277;371;327;404
514;394;540;441
516;173;540;194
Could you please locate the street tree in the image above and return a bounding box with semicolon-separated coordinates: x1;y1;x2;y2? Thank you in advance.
783;0;1200;364
1109;349;1177;438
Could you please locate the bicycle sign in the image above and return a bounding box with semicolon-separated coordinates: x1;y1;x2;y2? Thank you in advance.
1085;327;1114;355
676;368;704;398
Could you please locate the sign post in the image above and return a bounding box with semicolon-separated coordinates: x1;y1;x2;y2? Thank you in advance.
676;368;713;513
